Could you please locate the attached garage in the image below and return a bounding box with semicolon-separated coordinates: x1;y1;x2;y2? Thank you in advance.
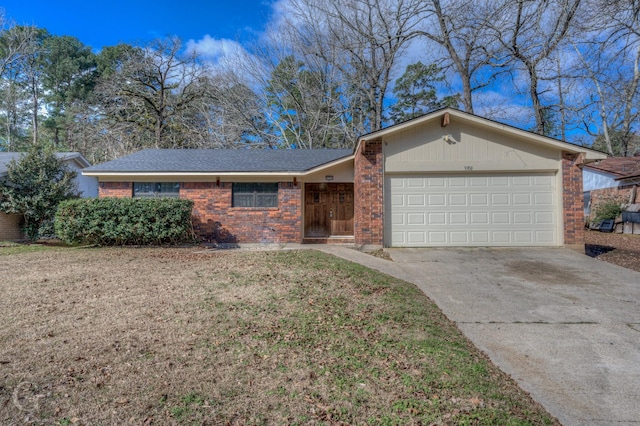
387;173;558;247
353;108;607;248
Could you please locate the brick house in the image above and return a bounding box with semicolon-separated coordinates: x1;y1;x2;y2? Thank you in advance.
583;155;640;221
83;108;606;248
0;152;97;241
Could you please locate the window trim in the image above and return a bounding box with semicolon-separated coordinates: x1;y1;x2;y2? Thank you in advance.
133;182;180;198
232;182;279;208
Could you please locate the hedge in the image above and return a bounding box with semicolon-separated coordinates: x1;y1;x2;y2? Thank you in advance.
55;197;195;245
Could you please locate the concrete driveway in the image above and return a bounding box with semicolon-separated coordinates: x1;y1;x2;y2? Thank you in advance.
317;245;640;426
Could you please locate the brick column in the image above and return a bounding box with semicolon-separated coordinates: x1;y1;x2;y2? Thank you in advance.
354;139;383;246
562;152;585;247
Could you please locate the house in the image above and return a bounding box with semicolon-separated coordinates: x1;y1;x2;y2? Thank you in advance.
0;152;98;241
83;108;606;248
583;155;640;218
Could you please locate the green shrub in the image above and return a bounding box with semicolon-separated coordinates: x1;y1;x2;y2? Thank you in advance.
592;196;625;223
55;197;195;245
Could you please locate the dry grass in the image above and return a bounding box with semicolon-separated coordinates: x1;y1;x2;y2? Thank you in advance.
0;246;557;425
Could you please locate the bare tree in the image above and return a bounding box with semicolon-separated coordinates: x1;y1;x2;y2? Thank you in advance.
572;0;640;155
281;0;425;134
96;37;210;149
0;13;37;78
417;0;505;113
488;0;582;135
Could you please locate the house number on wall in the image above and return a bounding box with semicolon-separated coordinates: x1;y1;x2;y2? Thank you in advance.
464;166;473;171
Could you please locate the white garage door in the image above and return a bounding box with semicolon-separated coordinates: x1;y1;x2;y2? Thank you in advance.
387;173;558;247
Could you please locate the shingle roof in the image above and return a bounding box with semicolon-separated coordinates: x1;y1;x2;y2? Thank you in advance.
0;152;90;176
584;156;640;180
84;149;353;173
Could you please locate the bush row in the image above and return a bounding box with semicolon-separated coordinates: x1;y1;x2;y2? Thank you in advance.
55;197;195;245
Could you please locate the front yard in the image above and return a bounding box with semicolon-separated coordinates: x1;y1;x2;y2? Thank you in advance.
0;246;556;425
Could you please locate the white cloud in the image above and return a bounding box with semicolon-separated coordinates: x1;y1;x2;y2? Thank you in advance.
186;35;247;62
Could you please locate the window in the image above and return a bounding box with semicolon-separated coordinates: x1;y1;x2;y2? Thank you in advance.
232;183;278;207
584;191;591;216
133;182;180;198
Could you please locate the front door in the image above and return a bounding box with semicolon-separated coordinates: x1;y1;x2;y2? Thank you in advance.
305;183;354;237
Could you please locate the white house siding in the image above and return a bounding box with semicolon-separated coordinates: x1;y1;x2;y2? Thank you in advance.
583;169;618;192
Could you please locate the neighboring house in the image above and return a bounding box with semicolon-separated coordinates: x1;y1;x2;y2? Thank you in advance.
0;152;98;241
583;155;640;218
83;108;606;248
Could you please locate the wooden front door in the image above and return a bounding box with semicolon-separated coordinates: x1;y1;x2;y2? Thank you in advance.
305;183;354;237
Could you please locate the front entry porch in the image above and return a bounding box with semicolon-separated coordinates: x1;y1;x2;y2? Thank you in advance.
303;183;354;243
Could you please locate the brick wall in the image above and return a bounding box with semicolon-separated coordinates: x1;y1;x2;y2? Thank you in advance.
562;152;585;245
0;212;24;241
354;139;384;246
99;181;302;244
99;182;132;197
589;185;639;220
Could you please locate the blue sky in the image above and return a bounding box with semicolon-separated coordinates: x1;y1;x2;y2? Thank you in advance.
2;0;273;50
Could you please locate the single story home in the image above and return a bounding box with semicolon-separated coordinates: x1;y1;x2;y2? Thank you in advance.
583;155;640;218
83;108;606;248
0;152;97;241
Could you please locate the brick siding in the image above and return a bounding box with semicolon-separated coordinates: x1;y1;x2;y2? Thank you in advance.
99;181;132;197
0;212;24;241
354;139;384;246
562;152;585;245
589;185;639;221
99;181;302;244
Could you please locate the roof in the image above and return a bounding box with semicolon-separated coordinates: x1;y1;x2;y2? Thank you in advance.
356;107;607;161
584;156;640;181
0;152;91;176
83;148;353;175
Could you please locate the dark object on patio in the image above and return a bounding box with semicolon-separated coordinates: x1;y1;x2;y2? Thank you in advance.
599;219;615;233
621;211;640;223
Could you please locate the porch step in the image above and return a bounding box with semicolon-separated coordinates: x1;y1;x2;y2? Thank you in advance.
303;236;355;245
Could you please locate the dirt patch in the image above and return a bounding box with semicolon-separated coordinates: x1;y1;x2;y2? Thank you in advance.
585;230;640;272
363;248;393;261
0;247;557;425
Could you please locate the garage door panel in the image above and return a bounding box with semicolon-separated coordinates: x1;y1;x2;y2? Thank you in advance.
450;231;468;243
407;194;426;206
428;212;446;224
391;194;404;206
407;213;426;225
428;194;446;206
535;211;554;224
536;230;555;243
513;175;532;186
491;193;510;205
514;231;534;243
449;193;467;205
534;192;553;204
492;212;511;224
407;232;427;244
428;231;447;243
469;177;489;187
513;212;532;224
470;193;488;206
391;213;405;225
513;193;532;205
471;231;490;243
470;212;490;224
492;231;511;243
449;177;466;187
491;176;509;186
449;212;468;225
387;173;558;247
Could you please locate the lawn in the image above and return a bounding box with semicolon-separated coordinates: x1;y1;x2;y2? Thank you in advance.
0;246;557;425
